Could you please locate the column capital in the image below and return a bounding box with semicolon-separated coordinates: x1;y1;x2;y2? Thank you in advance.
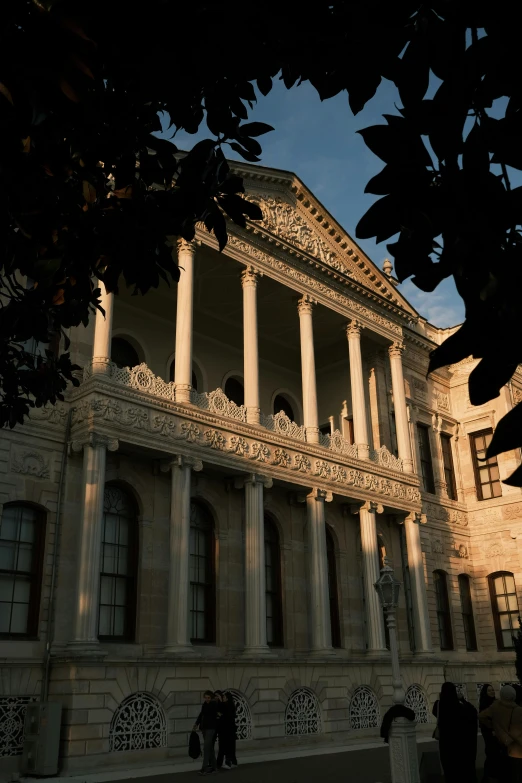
350;500;384;515
71;433;119;453
388;340;405;358
346;319;363;338
297;488;333;503
297;294;316;316
241;265;262;289
176;237;199;255
160;454;203;473
399;510;427;526
234;473;273;490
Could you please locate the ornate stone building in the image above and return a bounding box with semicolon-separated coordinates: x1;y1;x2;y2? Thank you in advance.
1;162;521;774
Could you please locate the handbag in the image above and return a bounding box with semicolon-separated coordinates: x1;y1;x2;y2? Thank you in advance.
432;701;440;741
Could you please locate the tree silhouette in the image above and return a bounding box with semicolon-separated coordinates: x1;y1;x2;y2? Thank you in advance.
1;2;522;484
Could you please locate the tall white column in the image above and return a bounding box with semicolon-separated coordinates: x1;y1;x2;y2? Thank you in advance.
353;500;387;653
241;266;261;425
92;280;114;375
306;488;333;653
161;455;203;652
347;320;370;460
388;341;414;473
69;433;119;648
235;473;272;654
401;511;433;654
174;239;197;403
298;295;320;444
431;414;447;496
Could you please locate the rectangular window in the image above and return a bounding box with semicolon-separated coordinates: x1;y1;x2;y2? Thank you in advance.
434;571;454;650
342;416;355;445
417;424;436;494
440;434;458;501
490;573;519;650
458;575;477;651
471;430;502;501
390;413;398;457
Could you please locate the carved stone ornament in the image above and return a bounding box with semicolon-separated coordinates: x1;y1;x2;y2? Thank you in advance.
225;234;403;337
72;396;422;504
513;387;522;405
11;450;50;479
160;455;203;473
71;432;119;452
451;541;469;558
432;539;444;554
350;500;384;515
485;542;504;559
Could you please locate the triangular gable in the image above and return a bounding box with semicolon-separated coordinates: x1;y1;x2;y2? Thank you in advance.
234;163;418;319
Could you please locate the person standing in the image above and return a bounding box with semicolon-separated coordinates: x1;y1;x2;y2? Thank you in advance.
480;684;522;783
194;691;219;776
216;692;237;769
432;682;478;783
479;684;503;783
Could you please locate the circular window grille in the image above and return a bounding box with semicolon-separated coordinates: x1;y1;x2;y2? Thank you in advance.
285;688;321;736
227;690;252;741
109;692;167;752
349;686;380;730
404;685;429;724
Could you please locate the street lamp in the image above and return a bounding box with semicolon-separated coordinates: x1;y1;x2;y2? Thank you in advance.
374;556;405;704
375;557;419;783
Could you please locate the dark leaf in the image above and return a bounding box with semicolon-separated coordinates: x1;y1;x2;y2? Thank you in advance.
487;402;522;460
257;76;272;96
428;324;475;376
239;122;274;137
229;143;261;162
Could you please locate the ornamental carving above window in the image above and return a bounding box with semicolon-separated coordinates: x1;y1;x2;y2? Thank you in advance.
227;690;252;741
349;686;380;730
109;692;167;752
404;685;429;724
285;688;321;736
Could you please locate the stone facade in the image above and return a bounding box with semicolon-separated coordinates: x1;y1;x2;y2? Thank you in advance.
1;162;521;775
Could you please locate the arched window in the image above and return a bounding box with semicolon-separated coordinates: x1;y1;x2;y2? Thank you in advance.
111;337;141;369
404;685;429;724
325;526;341;648
224;376;244;407
285;688;321;735
349;686;380;730
189;502;215;643
433;570;453;650
273;394;295;422
0;503;45;637
109;692;167;752
99;486;138;641
227;690;252;740
458;574;477;651
168;359;198;390
264;516;283;647
489;572;519;650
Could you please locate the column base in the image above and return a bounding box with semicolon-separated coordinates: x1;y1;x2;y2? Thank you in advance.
388;717;420;783
401;458;414;473
242;645;271;658
161;644;200;657
175;384;192;403
365;647;389;658
357;443;370;460
306;427;320;444
309;646;336;657
91;358;112;376
65;641;108;659
246;407;261;425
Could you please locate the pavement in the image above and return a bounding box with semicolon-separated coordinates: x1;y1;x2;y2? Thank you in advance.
15;736;487;783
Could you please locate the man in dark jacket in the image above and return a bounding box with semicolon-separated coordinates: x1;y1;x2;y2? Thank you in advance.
193;691;219;775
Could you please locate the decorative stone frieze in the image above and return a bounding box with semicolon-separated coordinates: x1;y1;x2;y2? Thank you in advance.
11;449;50;479
70;392;422;509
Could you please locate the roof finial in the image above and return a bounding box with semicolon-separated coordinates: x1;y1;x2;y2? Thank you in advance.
383;258;393;277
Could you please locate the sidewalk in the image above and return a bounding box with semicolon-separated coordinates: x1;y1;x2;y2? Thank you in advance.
17;736;440;783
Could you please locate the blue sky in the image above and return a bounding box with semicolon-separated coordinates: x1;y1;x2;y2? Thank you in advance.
169;78;465;327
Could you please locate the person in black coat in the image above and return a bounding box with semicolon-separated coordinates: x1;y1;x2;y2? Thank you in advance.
193;691;219;776
479;684;503;783
432;682;478;783
216;692;237;769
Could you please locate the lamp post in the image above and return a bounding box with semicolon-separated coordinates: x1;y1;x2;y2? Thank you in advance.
375;557;420;783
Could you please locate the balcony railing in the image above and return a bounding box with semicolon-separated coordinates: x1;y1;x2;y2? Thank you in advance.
82;361;403;471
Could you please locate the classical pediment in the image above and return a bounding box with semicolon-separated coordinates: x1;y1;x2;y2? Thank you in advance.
238;175;418;319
